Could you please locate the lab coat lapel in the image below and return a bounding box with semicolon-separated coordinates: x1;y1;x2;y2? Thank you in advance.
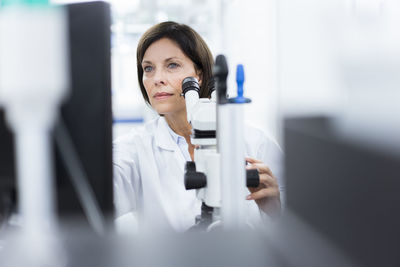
155;117;186;173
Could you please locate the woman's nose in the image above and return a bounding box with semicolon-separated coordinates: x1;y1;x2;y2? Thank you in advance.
153;69;166;86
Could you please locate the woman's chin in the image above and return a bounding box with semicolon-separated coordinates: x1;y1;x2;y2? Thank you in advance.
153;106;173;116
153;104;183;116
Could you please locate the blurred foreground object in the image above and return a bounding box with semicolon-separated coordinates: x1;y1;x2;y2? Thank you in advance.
0;0;69;266
285;116;400;267
1;217;353;267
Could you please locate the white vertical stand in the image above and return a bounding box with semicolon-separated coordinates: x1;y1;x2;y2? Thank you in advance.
219;104;247;230
0;4;69;267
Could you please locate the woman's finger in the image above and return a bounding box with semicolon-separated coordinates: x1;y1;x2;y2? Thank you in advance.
247;174;277;194
245;157;262;164
246;162;273;176
259;174;277;187
246;187;279;200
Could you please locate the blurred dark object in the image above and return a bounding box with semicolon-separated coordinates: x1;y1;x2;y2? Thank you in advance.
0;111;16;228
285;116;400;267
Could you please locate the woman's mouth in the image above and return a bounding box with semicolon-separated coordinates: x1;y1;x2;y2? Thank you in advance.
154;92;173;100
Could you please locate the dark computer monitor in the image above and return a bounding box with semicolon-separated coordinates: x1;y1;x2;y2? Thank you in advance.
0;1;113;229
284;116;400;267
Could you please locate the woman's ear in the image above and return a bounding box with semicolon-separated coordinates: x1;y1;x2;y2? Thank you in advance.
196;70;203;87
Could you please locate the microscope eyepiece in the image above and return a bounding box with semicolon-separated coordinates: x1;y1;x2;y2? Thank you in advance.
181;77;200;98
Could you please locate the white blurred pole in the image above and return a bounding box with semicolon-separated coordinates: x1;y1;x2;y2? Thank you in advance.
16;127;55;234
0;5;69;266
0;5;69;237
219;104;246;230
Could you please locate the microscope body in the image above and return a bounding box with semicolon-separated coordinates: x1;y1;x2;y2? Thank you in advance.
183;83;222;225
183;57;259;231
191;100;221;213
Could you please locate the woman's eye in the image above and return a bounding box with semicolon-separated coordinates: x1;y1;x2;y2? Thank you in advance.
143;66;153;72
168;63;179;69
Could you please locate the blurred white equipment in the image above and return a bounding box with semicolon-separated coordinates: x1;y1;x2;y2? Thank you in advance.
0;2;69;265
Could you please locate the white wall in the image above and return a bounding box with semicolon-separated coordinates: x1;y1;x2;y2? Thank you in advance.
277;0;400;153
278;0;349;118
222;0;280;142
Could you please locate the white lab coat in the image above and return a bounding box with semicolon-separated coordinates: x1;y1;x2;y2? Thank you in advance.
113;116;285;232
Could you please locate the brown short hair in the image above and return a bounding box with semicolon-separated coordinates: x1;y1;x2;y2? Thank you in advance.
136;21;214;105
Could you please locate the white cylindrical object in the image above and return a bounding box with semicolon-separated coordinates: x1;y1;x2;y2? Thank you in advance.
210;90;217;101
0;6;69;101
218;104;247;230
16;129;55;233
0;5;69;235
193;148;220;207
184;90;199;123
204;151;220;207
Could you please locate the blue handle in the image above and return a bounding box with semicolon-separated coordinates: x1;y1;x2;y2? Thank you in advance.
229;64;251;104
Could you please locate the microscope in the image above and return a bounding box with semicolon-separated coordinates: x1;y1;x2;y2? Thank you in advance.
182;55;259;231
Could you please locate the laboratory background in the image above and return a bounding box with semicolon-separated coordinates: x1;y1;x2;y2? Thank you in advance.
1;0;400;266
104;0;282;141
65;0;400;149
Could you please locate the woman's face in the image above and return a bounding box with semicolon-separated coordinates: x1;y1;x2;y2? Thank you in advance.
141;38;201;116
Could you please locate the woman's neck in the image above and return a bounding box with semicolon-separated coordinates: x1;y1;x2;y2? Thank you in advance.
164;112;192;139
164;111;195;161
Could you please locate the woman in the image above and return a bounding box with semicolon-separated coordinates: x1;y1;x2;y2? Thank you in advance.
113;21;284;232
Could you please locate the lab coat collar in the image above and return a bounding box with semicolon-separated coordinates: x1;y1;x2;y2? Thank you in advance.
155;117;177;151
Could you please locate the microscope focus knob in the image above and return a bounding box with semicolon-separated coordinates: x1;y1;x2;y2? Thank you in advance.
184;161;207;190
246;169;260;188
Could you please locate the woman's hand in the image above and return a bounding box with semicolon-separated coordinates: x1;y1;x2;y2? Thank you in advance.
245;157;281;218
